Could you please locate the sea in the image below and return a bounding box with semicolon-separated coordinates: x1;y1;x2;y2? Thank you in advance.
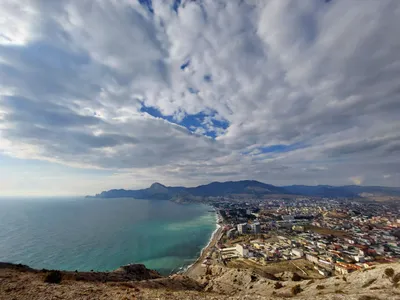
0;197;217;275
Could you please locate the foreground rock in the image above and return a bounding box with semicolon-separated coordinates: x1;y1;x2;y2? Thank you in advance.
1;262;400;299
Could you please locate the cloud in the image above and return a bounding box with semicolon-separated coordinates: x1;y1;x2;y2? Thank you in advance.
0;0;400;193
349;176;363;186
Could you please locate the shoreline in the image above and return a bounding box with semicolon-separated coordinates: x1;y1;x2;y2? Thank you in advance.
183;210;223;278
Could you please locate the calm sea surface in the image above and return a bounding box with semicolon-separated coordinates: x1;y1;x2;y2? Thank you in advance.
0;197;216;275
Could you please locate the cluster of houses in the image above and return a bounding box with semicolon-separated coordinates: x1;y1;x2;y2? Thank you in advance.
217;214;400;276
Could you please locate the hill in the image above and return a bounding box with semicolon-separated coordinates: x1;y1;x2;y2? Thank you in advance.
1;261;400;299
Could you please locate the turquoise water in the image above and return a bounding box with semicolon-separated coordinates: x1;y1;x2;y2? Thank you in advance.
0;198;216;275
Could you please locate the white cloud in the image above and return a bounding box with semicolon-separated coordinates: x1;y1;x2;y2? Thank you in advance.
0;0;400;194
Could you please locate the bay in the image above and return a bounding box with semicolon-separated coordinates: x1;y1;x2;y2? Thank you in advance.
0;197;216;275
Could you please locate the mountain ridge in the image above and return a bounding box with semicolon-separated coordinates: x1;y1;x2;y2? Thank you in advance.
89;180;400;199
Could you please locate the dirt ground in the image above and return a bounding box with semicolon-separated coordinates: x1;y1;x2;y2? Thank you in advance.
227;258;324;278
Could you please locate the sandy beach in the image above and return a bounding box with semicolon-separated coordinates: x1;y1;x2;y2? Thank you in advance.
184;225;223;279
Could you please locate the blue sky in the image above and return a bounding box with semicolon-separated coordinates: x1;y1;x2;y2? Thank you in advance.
0;0;400;195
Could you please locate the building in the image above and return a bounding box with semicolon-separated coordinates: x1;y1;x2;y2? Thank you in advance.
282;215;295;221
227;228;236;239
236;244;249;257
292;225;305;232
305;254;319;264
251;222;261;234
237;223;249;234
291;248;304;258
220;247;239;260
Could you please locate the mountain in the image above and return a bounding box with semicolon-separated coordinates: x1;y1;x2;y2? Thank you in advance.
186;180;287;197
94;182;185;199
91;180;288;199
283;185;400;198
282;185;358;197
91;180;400;200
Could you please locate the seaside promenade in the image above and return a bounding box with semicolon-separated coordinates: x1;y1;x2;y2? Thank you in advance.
184;226;223;279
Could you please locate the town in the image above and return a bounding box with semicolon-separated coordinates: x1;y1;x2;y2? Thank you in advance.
201;196;400;278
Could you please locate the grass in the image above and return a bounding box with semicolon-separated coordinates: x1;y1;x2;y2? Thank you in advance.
306;225;349;238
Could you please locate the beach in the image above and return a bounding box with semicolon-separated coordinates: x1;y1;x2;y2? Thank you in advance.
184;222;223;279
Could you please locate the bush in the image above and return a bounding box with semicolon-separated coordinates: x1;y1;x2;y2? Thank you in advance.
342;276;347;282
393;273;400;285
291;284;302;295
384;268;395;278
362;278;377;288
274;282;283;289
316;285;325;290
292;273;302;281
358;296;380;300
44;270;62;284
250;274;258;282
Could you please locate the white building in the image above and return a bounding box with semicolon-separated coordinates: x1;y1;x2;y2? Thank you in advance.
236;244;249;257
291;248;304;258
237;223;249;234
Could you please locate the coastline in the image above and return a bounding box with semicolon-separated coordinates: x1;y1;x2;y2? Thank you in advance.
183;210;223;278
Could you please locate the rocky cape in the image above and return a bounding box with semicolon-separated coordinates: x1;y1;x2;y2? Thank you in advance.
88;180;400;200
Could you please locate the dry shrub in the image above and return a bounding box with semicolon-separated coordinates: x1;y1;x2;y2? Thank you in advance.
292;273;302;281
274;282;283;289
316;285;325;290
362;278;377;288
392;273;400;285
44;271;62;284
291;284;302;295
384;268;395;278
358;296;380;300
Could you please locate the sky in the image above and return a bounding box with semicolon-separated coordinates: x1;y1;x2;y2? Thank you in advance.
0;0;400;196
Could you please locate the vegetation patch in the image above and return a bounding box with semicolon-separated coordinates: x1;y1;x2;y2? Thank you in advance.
291;284;302;295
44;270;62;284
392;272;400;286
291;273;303;281
316;285;325;290
384;268;394;278
274;282;283;289
362;278;377;288
358;296;380;300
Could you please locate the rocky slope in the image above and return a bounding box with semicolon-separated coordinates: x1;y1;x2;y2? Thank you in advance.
1;262;400;299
